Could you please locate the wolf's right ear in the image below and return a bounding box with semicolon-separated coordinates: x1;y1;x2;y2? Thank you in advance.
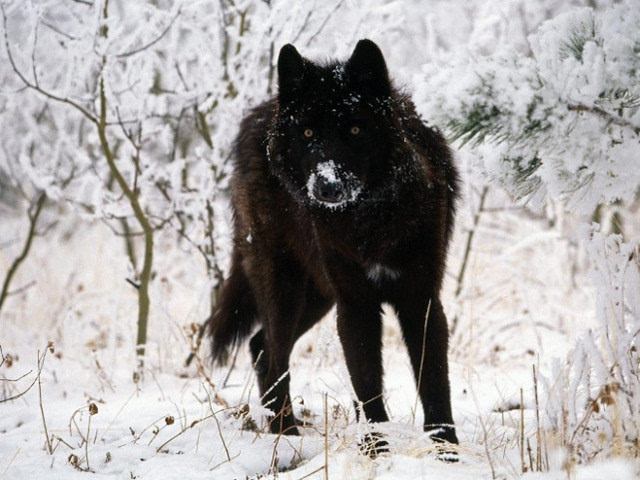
346;39;390;97
278;44;305;102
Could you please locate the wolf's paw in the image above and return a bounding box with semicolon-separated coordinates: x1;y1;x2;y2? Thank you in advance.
428;425;459;462
358;432;389;459
428;424;458;444
435;445;459;463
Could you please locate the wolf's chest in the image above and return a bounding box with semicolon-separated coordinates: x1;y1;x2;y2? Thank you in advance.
365;262;401;285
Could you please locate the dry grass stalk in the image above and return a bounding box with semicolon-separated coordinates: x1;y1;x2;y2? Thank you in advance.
38;344;54;455
519;388;526;474
412;299;432;426
324;392;330;480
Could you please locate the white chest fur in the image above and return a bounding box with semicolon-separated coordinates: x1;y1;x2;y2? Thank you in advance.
366;263;400;285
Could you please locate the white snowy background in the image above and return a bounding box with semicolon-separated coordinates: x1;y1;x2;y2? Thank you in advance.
1;0;639;479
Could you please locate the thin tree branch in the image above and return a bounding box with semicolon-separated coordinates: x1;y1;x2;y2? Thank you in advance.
0;192;46;316
305;0;345;47
94;0;154;380
450;186;488;336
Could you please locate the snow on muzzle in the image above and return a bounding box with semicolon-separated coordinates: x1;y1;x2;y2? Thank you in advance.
306;160;363;209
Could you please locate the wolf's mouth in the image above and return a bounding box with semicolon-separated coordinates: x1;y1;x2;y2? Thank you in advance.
306;160;362;209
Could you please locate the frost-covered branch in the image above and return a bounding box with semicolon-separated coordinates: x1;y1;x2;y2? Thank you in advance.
1;6;97;124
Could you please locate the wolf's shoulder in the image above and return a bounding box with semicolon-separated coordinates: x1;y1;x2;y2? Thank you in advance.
236;98;278;146
233;98;278;174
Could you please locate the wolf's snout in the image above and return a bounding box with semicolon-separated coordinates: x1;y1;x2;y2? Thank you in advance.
314;177;346;203
307;160;362;208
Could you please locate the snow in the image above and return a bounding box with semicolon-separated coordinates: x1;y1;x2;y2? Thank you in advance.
306;160;363;209
2;185;637;478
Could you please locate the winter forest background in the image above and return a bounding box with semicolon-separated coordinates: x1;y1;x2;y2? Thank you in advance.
1;0;639;478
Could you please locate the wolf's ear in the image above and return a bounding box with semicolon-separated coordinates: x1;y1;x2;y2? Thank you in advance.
278;44;305;102
346;39;390;97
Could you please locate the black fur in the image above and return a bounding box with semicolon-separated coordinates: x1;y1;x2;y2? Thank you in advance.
208;39;459;447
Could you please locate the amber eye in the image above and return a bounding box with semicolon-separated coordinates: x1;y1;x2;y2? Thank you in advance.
350;125;360;135
303;128;314;138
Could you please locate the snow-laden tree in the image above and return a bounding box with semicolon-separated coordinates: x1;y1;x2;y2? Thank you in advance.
419;3;640;213
417;0;640;463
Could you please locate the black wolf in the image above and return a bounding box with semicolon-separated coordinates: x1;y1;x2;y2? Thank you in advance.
208;39;459;448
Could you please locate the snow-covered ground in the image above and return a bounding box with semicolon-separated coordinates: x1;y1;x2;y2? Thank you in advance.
1;189;637;479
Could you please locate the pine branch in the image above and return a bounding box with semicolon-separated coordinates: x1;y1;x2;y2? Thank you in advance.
559;18;601;61
448;103;504;147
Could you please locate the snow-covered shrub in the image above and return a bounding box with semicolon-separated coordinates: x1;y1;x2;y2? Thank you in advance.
544;227;640;463
417;2;640;214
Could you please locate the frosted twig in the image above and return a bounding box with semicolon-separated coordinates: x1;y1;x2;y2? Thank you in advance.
205;386;231;462
324;392;329;480
469;384;497;480
451;186;488;335
117;7;182;58
1;5;97;123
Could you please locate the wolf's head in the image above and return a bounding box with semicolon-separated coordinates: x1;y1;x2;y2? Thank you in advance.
269;40;398;210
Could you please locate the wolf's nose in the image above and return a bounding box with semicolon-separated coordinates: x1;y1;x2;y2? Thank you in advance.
314;178;346;203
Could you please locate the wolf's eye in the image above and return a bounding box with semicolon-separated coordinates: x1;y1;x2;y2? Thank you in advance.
303;128;314;138
350;126;360;135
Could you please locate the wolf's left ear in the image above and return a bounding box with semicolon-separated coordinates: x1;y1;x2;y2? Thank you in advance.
346;39;390;97
278;44;305;103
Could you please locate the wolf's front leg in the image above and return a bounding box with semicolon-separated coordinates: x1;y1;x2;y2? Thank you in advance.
336;298;391;457
396;296;458;445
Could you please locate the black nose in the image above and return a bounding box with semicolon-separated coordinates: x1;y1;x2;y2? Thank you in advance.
314;178;346;203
